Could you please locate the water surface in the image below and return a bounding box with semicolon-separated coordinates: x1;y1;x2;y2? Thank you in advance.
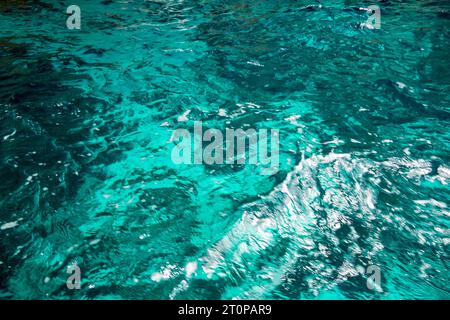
0;0;449;299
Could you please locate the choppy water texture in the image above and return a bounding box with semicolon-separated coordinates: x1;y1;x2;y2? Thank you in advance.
0;0;449;299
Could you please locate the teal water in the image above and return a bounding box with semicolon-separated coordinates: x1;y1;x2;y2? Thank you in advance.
0;0;449;299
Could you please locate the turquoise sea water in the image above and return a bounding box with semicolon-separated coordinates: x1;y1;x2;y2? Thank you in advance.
0;0;449;299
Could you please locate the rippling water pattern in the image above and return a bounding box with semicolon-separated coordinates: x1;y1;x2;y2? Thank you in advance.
0;0;449;300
